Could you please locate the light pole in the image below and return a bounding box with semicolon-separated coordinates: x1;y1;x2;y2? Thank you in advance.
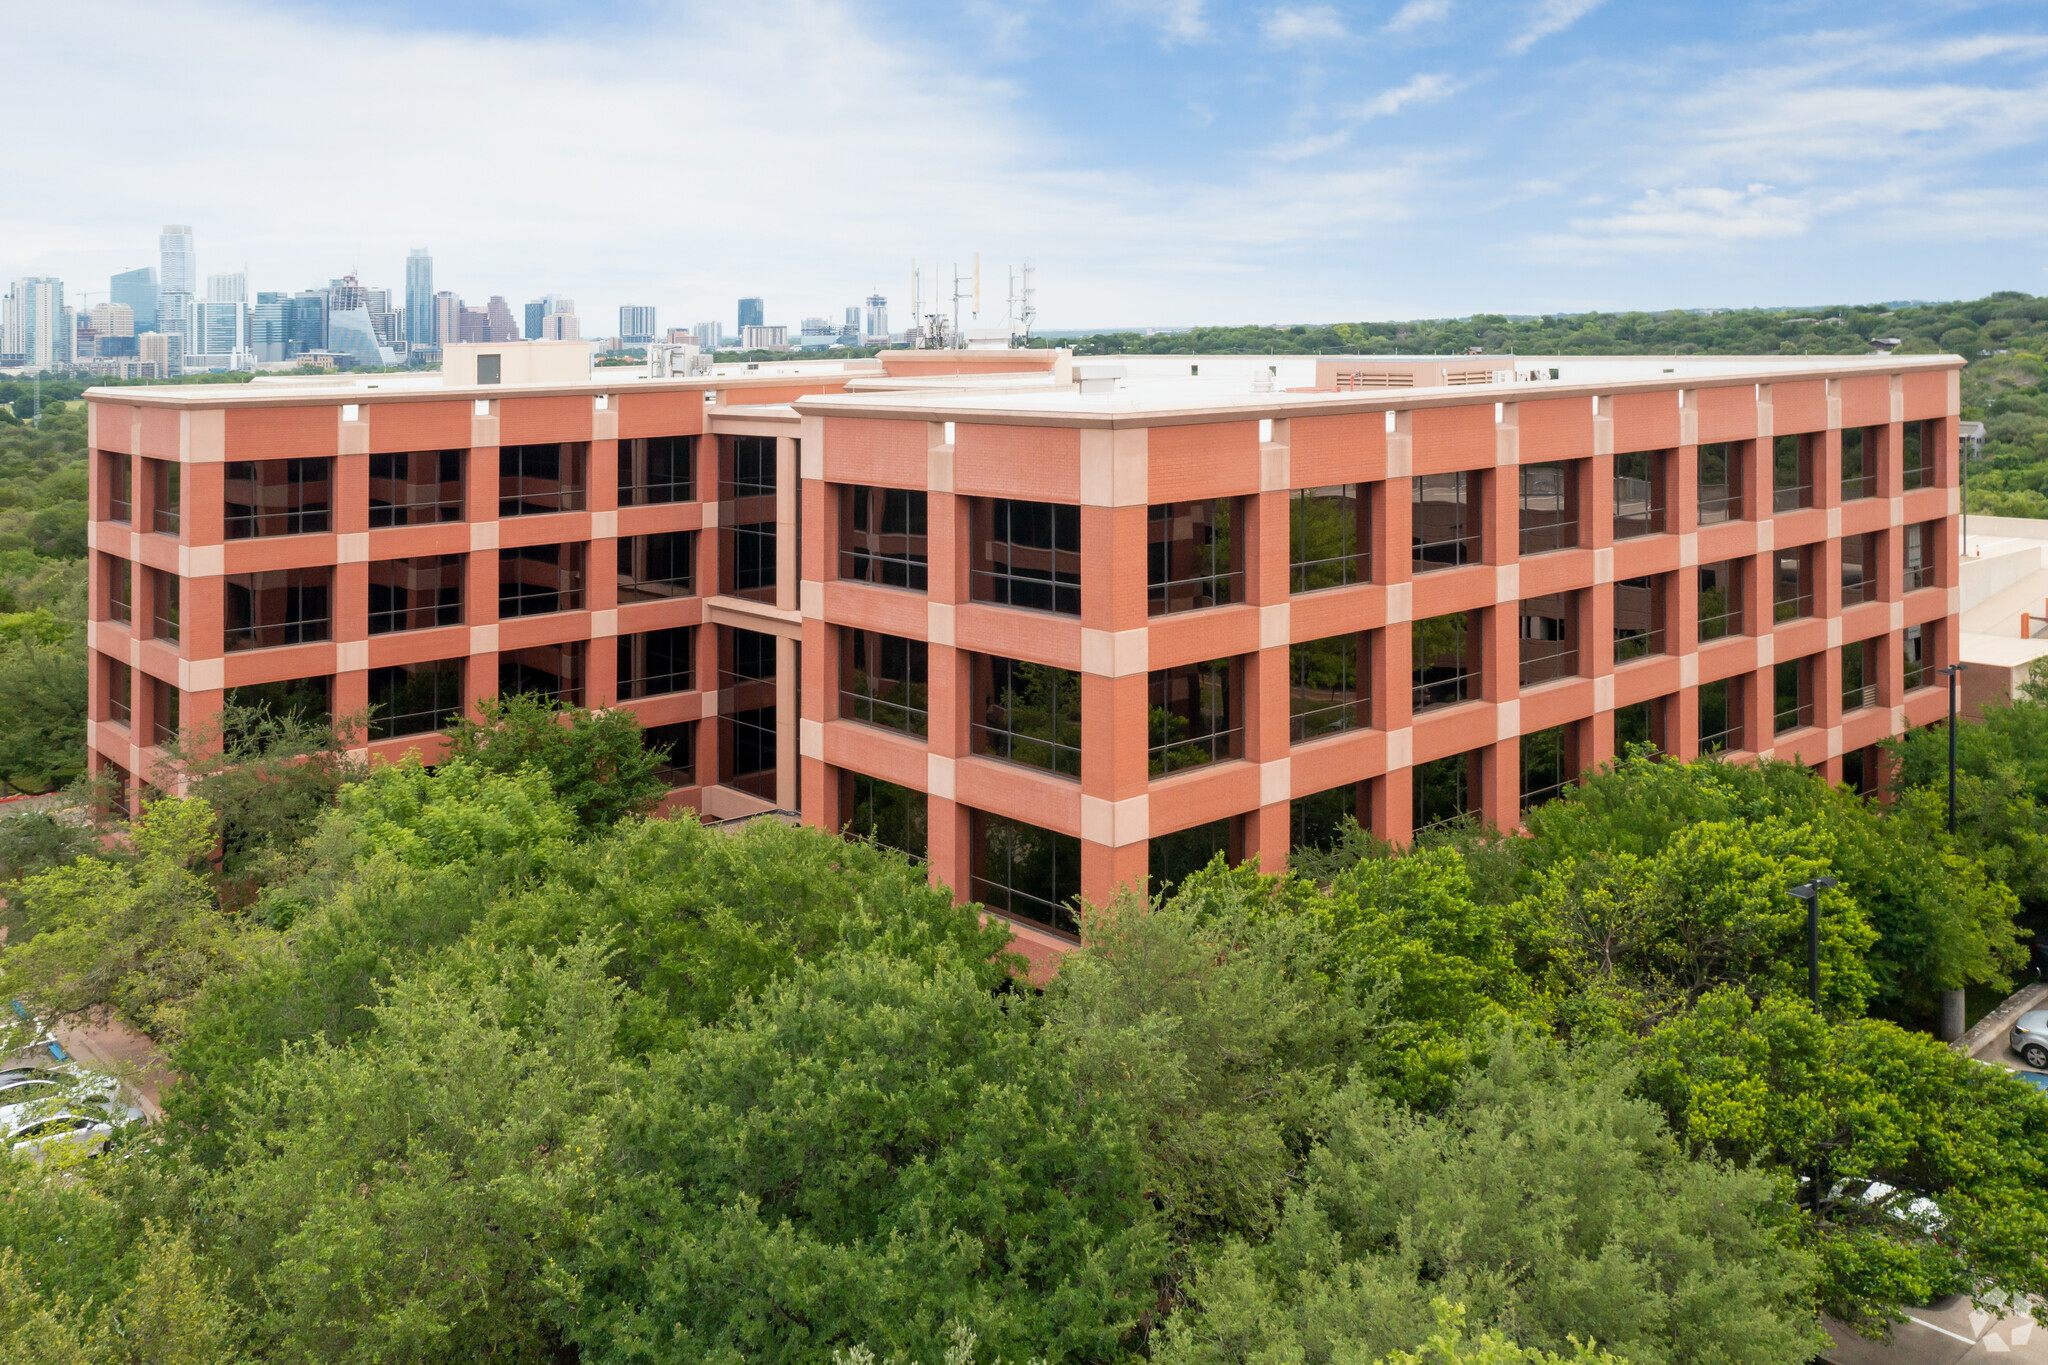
1938;663;1971;835
1788;876;1840;1008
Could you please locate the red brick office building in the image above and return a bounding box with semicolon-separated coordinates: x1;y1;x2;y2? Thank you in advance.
86;346;1963;972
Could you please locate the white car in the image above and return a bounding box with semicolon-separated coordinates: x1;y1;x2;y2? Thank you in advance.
0;1067;141;1160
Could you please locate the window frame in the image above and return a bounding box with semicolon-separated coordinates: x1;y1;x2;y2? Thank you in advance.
839;485;930;592
1288;484;1370;593
1412;471;1478;571
223;458;333;539
617;625;696;701
1147;498;1243;616
367;554;464;635
617;531;697;603
223;567;333;651
368;449;465;527
497;542;585;618
1412;611;1476;712
1148;657;1243;776
498;442;587;517
840;628;929;737
969;498;1081;617
972;655;1082;778
367;659;466;739
1289;632;1368;744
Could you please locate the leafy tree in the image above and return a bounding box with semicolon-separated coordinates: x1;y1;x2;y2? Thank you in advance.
201;941;623;1365
0;631;86;791
1;797;236;1041
150;701;363;885
1043;869;1379;1249
568;950;1163;1365
0;1221;245;1365
1153;1037;1820;1365
1640;987;2048;1335
441;692;667;830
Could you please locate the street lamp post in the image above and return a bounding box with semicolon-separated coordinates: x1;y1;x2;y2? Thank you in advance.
1937;663;1971;835
1788;876;1840;1008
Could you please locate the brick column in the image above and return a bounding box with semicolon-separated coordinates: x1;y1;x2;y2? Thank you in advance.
1245;476;1294;875
1081;497;1151;905
924;430;972;903
1375;451;1414;843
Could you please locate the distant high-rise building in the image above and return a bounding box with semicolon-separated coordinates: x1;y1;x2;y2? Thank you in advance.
459;306;490;343
864;293;889;342
405;249;433;347
3;277;69;370
159;225;195;295
89;302;135;338
485;297;518;342
251;294;290;362
289;293;327;355
158;225;196;350
207;272;245;304
696;320;723;352
523;294;573;341
541;312;582;341
138;331;174;376
738;297;764;331
618;305;656;344
327;309;395;370
740;324;788;351
329;276;368;314
111;267;158;334
432;291;460;346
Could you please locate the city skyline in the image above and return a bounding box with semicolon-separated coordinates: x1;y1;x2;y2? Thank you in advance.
2;2;2043;330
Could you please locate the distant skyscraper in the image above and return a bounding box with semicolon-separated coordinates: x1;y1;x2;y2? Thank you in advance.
541;312;582;341
329;276;368;314
459;306;490;343
158;225;195;295
523;294;573;341
485;297;518;343
158;225;196;350
111;267;158;334
405;249;433;349
252;294;290;362
138;331;174;376
207;272;245;304
696;320;723;352
864;293;889;341
3;277;69;369
90;303;135;338
432;291;460;346
326;309;393;370
738;297;764;331
289;293;327;355
618;305;656;343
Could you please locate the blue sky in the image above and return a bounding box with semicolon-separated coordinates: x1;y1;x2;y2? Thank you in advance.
4;1;2046;332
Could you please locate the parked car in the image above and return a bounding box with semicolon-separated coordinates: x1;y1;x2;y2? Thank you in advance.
4;1105;138;1161
0;1067;140;1160
2010;1009;2048;1069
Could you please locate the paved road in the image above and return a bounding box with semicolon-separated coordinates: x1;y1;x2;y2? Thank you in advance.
1827;1299;2047;1364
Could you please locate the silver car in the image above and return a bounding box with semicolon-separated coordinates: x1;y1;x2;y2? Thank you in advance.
2010;1009;2048;1069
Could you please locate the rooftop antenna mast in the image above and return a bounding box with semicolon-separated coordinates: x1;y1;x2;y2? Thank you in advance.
1006;262;1037;345
950;254;981;350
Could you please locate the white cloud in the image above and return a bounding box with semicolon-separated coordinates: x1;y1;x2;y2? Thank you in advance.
1508;0;1605;55
1385;0;1452;34
1530;184;1819;257
1347;72;1458;118
1263;5;1348;46
1115;0;1209;45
